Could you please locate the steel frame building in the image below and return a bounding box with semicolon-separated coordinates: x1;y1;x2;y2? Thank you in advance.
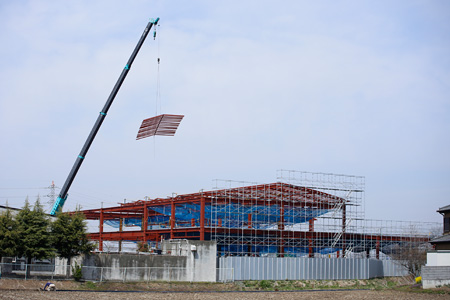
81;171;435;259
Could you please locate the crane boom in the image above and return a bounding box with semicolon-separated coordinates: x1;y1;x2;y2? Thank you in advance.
51;17;160;215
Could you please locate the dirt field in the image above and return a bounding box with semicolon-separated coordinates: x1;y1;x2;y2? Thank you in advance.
0;279;449;300
1;289;450;300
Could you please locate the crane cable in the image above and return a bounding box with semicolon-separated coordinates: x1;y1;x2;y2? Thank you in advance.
155;24;161;116
153;24;161;157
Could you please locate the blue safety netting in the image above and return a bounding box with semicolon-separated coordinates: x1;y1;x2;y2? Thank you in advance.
104;203;329;229
217;245;341;256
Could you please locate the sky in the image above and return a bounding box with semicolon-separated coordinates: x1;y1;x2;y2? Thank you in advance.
0;0;449;224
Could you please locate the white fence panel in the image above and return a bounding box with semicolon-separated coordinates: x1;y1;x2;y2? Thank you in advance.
218;257;405;281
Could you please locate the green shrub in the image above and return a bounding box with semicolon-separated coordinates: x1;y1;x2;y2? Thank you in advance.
72;261;83;281
259;280;272;289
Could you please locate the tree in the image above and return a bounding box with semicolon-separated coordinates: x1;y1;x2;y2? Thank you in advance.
16;198;55;277
137;241;149;252
389;242;431;277
388;223;434;277
51;210;94;277
0;209;19;261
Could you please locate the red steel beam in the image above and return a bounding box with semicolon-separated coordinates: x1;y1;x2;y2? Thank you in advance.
87;226;430;245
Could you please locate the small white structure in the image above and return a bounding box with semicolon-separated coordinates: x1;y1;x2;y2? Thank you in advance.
422;204;450;289
422;251;450;289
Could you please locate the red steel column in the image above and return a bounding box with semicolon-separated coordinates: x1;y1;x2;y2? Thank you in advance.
118;218;123;252
143;202;148;243
99;209;104;252
309;218;315;232
342;204;346;255
200;197;205;241
376;237;380;259
279;206;285;230
308;218;315;258
308;237;314;258
170;199;175;239
279;206;285;256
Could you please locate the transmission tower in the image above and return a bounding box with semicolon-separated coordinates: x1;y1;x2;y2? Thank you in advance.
47;181;57;208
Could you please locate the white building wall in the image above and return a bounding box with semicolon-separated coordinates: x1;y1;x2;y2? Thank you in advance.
426;251;450;266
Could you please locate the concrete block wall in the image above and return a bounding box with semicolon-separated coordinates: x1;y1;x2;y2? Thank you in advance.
77;240;217;282
80;252;188;281
162;240;217;282
422;266;450;289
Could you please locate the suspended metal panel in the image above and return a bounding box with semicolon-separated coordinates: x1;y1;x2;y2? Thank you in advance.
136;114;184;139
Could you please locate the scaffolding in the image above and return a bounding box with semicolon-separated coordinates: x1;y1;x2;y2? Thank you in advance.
275;170;365;257
81;171;439;261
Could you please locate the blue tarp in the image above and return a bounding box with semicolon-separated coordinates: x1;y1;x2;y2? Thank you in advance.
104;203;329;229
217;245;341;256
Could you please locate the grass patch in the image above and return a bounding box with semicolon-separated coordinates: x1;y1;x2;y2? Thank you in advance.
240;278;416;291
240;278;450;295
393;285;450;295
83;281;97;290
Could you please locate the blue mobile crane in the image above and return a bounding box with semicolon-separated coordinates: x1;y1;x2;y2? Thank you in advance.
50;18;160;215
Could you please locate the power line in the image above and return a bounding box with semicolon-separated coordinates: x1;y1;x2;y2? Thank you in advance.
0;187;46;190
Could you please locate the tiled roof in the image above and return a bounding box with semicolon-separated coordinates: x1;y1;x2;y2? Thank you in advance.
431;234;450;243
437;204;450;213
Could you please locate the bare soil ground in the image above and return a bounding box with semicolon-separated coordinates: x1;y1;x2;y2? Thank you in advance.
0;278;449;300
1;289;450;300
